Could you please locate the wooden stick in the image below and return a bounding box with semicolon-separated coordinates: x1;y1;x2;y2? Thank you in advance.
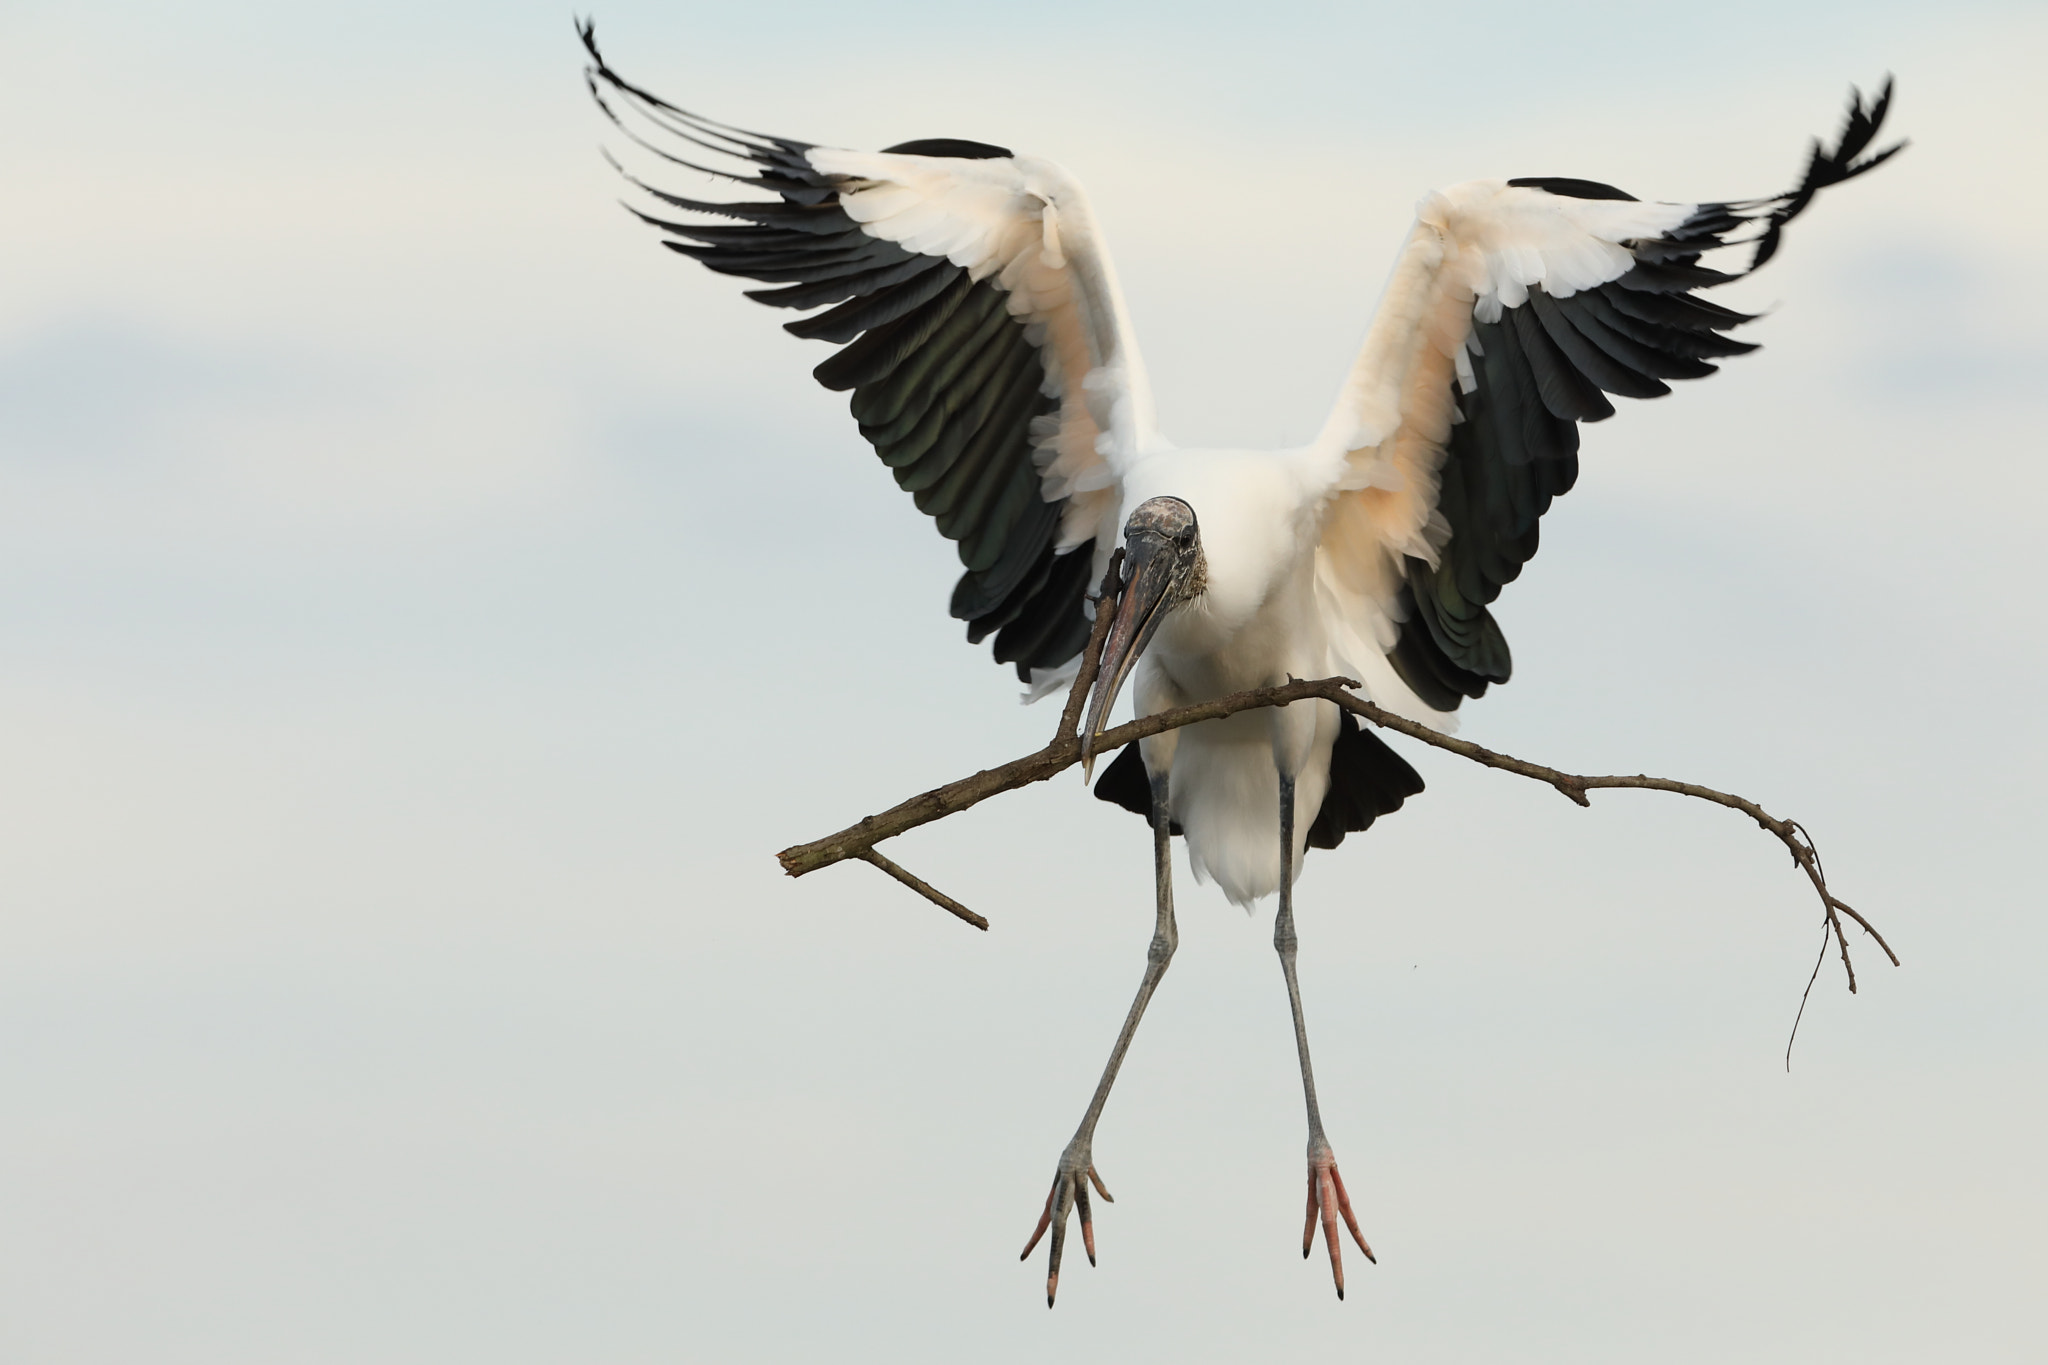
784;670;1894;1009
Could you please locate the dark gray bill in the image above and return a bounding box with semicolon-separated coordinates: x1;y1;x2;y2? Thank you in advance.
1080;529;1182;774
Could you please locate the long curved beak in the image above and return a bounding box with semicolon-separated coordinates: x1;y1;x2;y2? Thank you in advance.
1081;531;1180;778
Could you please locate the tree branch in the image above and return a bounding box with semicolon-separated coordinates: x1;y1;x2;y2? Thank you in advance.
1056;548;1123;744
779;630;1895;1011
1317;687;1898;990
774;674;1348;881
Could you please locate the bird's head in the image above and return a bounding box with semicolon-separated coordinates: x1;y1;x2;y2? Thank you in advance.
1081;496;1207;773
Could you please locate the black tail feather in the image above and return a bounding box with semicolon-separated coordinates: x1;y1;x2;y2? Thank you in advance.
1091;712;1423;852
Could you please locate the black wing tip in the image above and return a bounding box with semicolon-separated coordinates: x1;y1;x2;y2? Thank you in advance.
1743;76;1906;271
579;18;815;168
577;16;618;90
1802;77;1908;197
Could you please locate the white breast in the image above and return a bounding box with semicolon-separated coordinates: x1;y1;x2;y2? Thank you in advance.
1121;448;1343;906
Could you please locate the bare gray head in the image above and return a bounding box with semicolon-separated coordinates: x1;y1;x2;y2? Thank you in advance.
1081;497;1208;771
1124;494;1197;542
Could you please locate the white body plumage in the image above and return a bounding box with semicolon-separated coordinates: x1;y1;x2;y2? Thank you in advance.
1117;447;1345;904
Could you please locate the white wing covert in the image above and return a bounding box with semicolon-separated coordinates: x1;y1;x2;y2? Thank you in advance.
584;25;1154;684
1309;85;1900;720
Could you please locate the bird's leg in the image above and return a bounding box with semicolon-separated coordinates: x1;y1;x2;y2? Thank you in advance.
1274;770;1374;1298
1021;767;1177;1307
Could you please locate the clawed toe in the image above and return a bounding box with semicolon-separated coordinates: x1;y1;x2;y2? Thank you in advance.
1303;1144;1373;1298
1021;1155;1110;1307
1021;1141;1369;1302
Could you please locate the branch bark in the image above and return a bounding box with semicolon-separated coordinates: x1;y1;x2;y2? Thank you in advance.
778;575;1895;1007
775;673;1346;880
857;847;988;931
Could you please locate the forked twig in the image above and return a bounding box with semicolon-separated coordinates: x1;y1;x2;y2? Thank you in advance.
778;559;1895;1031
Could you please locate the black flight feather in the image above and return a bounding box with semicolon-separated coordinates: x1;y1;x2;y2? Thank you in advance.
583;24;1093;680
1400;81;1900;712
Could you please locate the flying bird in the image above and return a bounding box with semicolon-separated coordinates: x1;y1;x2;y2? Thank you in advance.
579;24;1900;1305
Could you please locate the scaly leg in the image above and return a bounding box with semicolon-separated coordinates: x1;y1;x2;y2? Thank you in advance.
1022;769;1177;1307
1274;770;1374;1298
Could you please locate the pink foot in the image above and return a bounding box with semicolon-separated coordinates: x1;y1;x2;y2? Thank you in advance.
1302;1140;1373;1298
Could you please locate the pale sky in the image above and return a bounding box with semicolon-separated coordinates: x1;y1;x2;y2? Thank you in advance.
2;1;2045;1361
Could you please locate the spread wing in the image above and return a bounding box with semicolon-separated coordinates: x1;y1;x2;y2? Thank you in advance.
582;25;1154;686
1310;83;1902;721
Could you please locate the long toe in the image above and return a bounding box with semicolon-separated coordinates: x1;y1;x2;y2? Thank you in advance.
1305;1146;1375;1297
1033;1163;1090;1308
1317;1164;1346;1297
1020;1186;1055;1260
1328;1161;1374;1263
1046;1196;1071;1306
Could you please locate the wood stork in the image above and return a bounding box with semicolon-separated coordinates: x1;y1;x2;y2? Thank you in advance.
580;25;1899;1304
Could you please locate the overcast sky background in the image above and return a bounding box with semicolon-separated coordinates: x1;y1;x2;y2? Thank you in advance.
2;1;2044;1360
